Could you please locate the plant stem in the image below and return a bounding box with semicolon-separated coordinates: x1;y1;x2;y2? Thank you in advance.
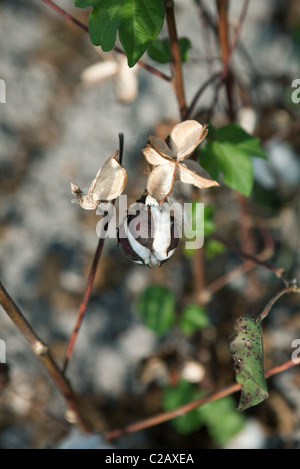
41;0;172;83
206;0;250;120
183;72;220;121
258;285;300;323
105;355;300;441
216;0;235;121
0;281;93;433
63;237;105;374
211;233;287;285
193;247;206;305
163;0;187;119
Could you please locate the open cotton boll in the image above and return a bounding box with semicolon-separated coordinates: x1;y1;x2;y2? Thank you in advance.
115;56;139;103
81;60;119;85
118;197;179;267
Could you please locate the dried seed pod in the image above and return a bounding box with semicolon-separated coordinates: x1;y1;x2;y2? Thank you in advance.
71;150;127;210
142;120;219;204
118;195;179;267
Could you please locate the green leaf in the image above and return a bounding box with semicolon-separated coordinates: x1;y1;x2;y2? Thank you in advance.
183;203;216;259
201;140;254;196
204;239;225;260
119;0;165;67
147;38;171;64
228;315;269;412
74;0;99;7
162;380;205;434
215;124;268;160
162;380;245;442
199;396;245;446
137;285;175;335
179;305;210;335
179;37;192;62
78;0;165;67
147;37;192;64
88;0;121;51
201;123;268;196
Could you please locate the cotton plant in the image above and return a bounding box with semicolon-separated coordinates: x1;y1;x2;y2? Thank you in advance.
71;121;219;267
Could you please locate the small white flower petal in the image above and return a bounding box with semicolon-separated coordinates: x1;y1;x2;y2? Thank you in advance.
177;159;220;189
115;56;139;103
92;150;127;201
169;120;207;160
81;61;119;85
146;163;177;203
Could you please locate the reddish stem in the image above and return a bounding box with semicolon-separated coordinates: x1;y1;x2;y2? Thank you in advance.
163;0;187;119
216;0;235;121
105;356;300;441
63;237;105;374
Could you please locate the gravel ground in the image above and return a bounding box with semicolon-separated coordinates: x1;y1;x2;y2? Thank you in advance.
0;0;300;449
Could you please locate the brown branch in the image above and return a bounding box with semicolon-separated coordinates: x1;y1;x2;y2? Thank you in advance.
217;0;230;63
208;0;250;119
204;257;264;302
216;0;235;121
210;233;288;286
63;237;105;374
10;388;70;432
215;0;257;302
185;0;250;121
163;0;187;119
105;356;300;441
258;285;300;323
0;281;93;433
201;222;277;301
183;72;220;121
41;0;172;83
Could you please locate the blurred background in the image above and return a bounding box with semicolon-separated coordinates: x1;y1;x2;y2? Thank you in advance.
0;0;300;449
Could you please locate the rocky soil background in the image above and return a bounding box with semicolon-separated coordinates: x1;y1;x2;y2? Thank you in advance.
0;0;300;449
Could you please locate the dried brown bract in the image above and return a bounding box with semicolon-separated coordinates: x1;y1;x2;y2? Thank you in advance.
71;150;127;210
142;120;219;204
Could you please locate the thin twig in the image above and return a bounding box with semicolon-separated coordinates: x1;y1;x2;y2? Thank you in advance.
185;0;250;121
0;281;93;433
10;388;71;432
41;0;172;83
118;132;124;165
210;233;288;285
183;72;220;121
62;237;105;374
204;256;266;301
105;355;300;441
258;285;300;323
163;0;187;119
208;0;251;119
201;222;276;301
215;0;258;302
216;0;235;121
